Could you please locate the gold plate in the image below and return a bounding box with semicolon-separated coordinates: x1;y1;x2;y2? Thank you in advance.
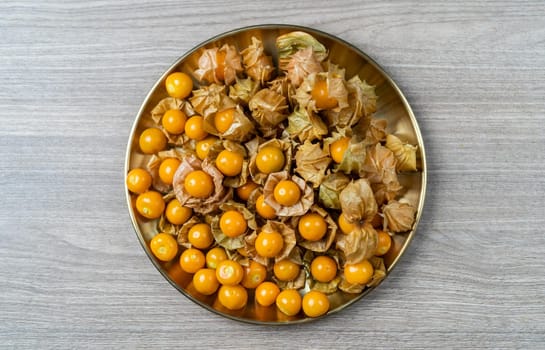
125;24;427;324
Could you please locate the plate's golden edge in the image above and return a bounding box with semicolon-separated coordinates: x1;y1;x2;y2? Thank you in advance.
124;23;427;325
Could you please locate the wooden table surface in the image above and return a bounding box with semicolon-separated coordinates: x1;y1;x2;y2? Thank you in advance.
1;0;544;348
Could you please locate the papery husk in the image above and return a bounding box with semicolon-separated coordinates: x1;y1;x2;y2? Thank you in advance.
294;140;331;188
385;134;418;172
189;83;236;118
325;75;376;128
338;256;386;294
293;205;337;253
318;172;350;210
268;76;297;107
210;215;246;250
282;47;324;87
242;231;269;266
323;131;367;176
276;31;328;62
157;212;178;236
262;171;314;217
242;220;297;265
219;200;257;231
310;276;341;294
365;118;388;144
275;269;306;290
202;104;256;142
285;106;328;142
149;98;193;145
366;256;386;288
371;182;401;206
228;77;261;106
248;138;292;185
339;179;378;223
363;143;402;202
172;155;232;214
206;140;250;188
241;37;275;84
150;97;196;125
294;64;349;113
249;88;289;128
175;216;202;249
382;200;416;233
146;148;184;194
194;44;243;85
336;223;378;265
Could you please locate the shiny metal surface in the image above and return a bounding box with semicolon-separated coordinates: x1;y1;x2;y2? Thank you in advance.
125;24;427;324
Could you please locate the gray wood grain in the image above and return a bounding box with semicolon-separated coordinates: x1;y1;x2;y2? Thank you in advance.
1;0;545;348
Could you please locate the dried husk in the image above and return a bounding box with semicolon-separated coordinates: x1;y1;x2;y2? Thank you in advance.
293;205;337;253
339;179;378;223
282;47;324;87
363;143;402;203
202;104;256;142
310;276;341;294
294;64;349;113
276;31;328;62
189;83;236;118
326;75;376;128
172;155;232;214
336;223;378;265
365;118;388;144
175;216;202;249
275;269;306;290
285;106;328;142
157;211;177;236
366;256;386;288
382;200;416;233
318;172;350;210
228;77;261;106
294;140;331;188
151;98;194;145
248;138;292;185
242;220;297;265
385;134;418;172
241;37;275;84
150;97;196;124
194;44;243;85
219;200;257;231
210;215;246;250
323;131;367;176
262;171;314;217
248;88;289;128
338;256;386;293
146;148;184;194
206;140;250;188
268;76;297;107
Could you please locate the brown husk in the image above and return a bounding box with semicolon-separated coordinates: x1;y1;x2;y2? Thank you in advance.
189;84;236;118
171;155;232;214
205;140;250;188
285;106;328;142
228;77;261;106
194;44;243;85
318;172;351;210
248;88;289;128
241;37;275;84
335;223;378;265
202;104;256;142
248;138;292;185
339;179;378;223
385;134;418;172
262;171;314;217
294;140;331;188
294;205;337;253
382;200;416;233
